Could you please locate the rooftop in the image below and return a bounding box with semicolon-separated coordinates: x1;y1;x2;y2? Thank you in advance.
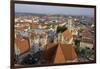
41;43;77;64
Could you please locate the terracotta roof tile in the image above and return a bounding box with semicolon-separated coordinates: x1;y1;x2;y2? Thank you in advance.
41;43;77;63
62;30;73;41
60;44;77;60
32;23;38;29
53;44;66;63
42;43;58;60
15;36;30;55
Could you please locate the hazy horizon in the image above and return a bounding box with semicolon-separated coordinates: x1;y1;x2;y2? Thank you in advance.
15;4;94;16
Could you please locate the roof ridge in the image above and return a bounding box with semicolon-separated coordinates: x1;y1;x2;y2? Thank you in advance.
60;44;67;61
53;44;66;63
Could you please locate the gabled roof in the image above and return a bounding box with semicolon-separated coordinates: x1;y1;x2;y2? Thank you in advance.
53;44;66;63
60;44;77;60
54;44;77;64
41;43;77;64
42;43;58;61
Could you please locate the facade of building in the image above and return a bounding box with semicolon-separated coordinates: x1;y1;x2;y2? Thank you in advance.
80;29;94;49
29;32;48;48
55;30;73;44
80;41;93;49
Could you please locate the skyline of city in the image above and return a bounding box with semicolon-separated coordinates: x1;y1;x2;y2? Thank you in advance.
14;3;95;66
15;4;94;16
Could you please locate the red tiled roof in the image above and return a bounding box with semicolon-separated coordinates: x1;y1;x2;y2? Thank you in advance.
32;23;38;29
60;44;77;60
42;43;58;61
53;44;65;63
41;43;77;64
54;44;77;63
62;30;73;41
82;29;93;38
15;36;30;55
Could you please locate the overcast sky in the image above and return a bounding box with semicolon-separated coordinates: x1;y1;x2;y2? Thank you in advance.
15;4;94;16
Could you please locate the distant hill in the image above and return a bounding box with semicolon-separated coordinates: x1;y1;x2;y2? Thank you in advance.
15;12;93;18
15;12;47;17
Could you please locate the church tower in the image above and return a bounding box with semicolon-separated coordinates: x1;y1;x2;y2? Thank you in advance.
67;16;73;32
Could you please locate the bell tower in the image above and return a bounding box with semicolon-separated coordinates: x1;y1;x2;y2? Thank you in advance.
67;16;73;32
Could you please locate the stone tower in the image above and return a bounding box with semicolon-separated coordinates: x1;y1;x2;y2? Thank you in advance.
67;16;73;32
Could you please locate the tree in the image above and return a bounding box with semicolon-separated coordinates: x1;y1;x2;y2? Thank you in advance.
74;39;80;48
57;26;67;33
